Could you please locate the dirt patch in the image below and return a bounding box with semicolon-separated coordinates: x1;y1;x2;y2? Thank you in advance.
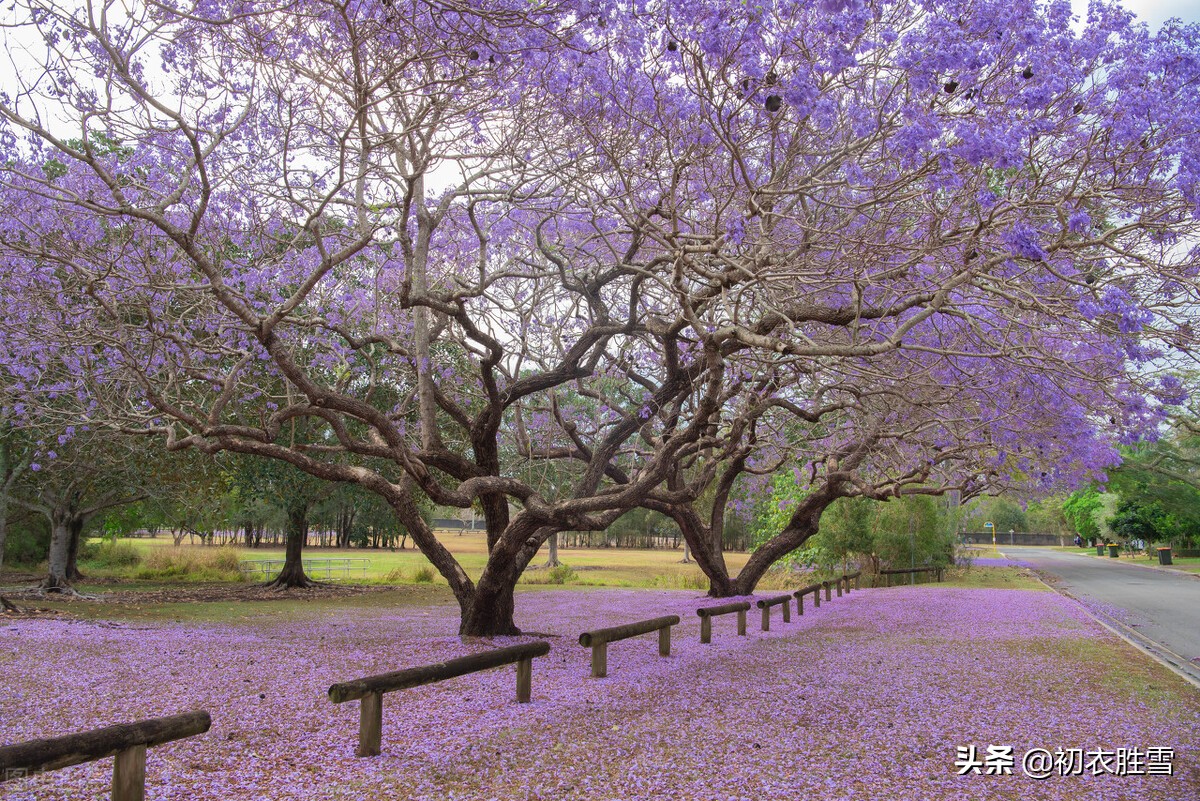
2;582;411;605
0;595;68;619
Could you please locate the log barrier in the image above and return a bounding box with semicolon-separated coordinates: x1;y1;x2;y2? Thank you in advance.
879;566;944;587
794;582;823;614
754;594;792;631
328;641;551;757
578;615;680;678
0;711;211;801
696;601;750;643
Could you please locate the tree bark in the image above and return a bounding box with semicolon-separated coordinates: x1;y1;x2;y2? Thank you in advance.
459;518;546;636
265;503;315;588
66;517;85;581
543;530;561;567
0;493;7;579
726;486;843;596
460;568;521;636
43;517;73;591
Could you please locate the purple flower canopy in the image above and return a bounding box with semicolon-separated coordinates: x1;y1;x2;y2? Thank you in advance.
0;0;1198;629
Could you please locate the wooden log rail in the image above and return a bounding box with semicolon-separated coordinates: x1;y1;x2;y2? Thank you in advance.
878;566;944;587
755;594;792;631
328;641;550;757
794;582;823;614
578;615;680;678
0;711;211;801
696;601;750;643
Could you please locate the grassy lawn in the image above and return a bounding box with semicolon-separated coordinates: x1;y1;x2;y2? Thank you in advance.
56;531;765;590
1048;545;1200;574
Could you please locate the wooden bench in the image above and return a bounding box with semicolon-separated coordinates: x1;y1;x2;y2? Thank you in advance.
755;594;792;630
328;641;550;756
0;711;211;801
696;601;750;643
579;615;679;677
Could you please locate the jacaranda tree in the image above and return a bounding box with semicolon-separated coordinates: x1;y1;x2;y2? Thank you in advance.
0;0;1197;632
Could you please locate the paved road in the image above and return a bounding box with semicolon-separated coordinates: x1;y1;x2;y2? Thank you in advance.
1006;546;1200;685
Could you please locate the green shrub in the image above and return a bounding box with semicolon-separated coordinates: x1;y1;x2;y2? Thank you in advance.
649;571;708;590
3;520;50;567
547;564;578;584
412;566;435;583
79;539;143;568
136;546;245;582
383;567;406;582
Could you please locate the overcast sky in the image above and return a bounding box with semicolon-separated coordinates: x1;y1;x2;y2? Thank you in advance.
1089;0;1200;28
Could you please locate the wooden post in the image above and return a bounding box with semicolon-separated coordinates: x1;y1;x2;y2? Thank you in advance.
782;598;791;623
814;590;820;608
111;744;146;801
515;657;532;703
658;625;671;656
824;582;831;601
357;691;383;758
761;604;771;631
737;609;746;635
591;642;608;678
796;593;804;615
700;616;712;644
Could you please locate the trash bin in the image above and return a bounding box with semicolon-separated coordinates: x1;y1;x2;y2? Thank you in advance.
1096;545;1105;556
1108;544;1120;558
1158;547;1173;566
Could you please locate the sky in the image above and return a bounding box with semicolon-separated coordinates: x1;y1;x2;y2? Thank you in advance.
1093;0;1200;27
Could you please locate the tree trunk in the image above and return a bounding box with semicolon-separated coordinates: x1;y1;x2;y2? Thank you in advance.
265;504;315;589
543;531;561;568
458;518;548;636
460;567;521;636
727;488;841;596
66;517;85;581
680;538;693;564
43;518;73;592
0;493;7;578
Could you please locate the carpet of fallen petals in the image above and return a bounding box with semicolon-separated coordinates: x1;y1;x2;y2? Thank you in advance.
2;584;1197;800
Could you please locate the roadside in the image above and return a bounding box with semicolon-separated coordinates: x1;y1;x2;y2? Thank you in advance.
1044;545;1200;576
1006;546;1200;688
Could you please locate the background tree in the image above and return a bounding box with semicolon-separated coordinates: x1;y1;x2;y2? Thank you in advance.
6;430;147;591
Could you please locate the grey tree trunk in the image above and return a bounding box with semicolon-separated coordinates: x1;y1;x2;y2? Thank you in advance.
44;518;73;591
544;531;561;568
0;495;7;579
66;518;85;581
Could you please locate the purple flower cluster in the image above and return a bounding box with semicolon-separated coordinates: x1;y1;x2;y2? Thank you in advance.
2;586;1196;800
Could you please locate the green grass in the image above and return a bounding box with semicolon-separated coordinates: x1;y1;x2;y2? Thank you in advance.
937;566;1046;591
1048;544;1200;573
105;532;756;588
38;585;462;624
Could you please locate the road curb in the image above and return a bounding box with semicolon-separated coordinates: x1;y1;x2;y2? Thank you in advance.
1017;564;1200;691
1054;550;1200;580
